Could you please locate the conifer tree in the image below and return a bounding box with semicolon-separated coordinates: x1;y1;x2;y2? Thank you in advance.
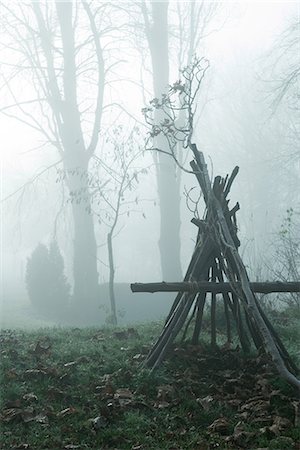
26;241;70;319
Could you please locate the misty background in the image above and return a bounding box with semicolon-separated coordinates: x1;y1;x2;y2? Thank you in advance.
0;0;299;328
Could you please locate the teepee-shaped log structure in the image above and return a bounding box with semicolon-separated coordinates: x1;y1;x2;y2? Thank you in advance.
131;146;300;389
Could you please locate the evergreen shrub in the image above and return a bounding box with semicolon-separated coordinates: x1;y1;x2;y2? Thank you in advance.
25;241;70;319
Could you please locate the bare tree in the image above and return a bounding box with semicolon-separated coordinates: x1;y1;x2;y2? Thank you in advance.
131;1;219;280
269;208;300;308
266;15;300;163
264;14;300;260
88;127;147;325
269;17;300;111
138;1;182;281
0;1;117;310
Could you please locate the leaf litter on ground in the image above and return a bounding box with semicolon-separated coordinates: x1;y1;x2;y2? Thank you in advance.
0;326;299;449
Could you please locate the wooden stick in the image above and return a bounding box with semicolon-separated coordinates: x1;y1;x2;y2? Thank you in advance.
214;258;232;343
190;265;210;344
224;166;239;198
191;292;206;344
232;293;251;353
211;265;217;347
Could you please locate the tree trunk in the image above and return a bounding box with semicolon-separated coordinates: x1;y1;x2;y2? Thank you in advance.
56;2;100;309
107;231;117;326
148;1;182;280
64;157;99;308
71;189;99;307
157;159;182;280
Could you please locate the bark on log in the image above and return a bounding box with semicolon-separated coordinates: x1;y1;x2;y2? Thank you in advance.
131;281;300;294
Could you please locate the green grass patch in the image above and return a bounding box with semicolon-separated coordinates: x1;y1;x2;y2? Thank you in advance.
0;320;299;449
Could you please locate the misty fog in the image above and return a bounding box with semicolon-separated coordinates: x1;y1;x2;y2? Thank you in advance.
0;1;299;328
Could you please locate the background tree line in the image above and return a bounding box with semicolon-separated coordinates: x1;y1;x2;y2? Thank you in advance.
0;1;299;325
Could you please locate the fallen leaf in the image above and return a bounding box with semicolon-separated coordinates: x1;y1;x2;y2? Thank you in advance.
24;369;47;377
95;381;115;397
64;446;81;450
268;415;293;436
255;374;270;395
1;408;22;422
21;407;48;424
227;398;242;408
59;373;70;383
229;421;256;446
63;356;90;367
91;332;105;341
46;387;66;399
23;393;38;403
114;388;134;399
157;384;174;402
154;400;170;409
24;367;58;378
99;373;112;383
12;444;30;449
64;361;77;367
32;337;52;356
57;407;77;418
44;366;59;376
241;398;269;415
88;415;107;430
208;417;230;435
197;395;214;410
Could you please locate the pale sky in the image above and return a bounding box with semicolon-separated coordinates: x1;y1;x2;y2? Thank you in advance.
1;0;298;193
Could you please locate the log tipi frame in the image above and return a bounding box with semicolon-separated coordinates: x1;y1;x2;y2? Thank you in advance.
132;147;300;389
133;57;300;389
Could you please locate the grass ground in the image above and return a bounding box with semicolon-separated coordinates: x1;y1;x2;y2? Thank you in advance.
0;299;59;330
0;315;299;450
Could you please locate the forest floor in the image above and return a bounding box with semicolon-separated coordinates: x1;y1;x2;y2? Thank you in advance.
0;311;299;450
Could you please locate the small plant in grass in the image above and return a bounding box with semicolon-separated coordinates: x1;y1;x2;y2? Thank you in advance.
269;208;300;309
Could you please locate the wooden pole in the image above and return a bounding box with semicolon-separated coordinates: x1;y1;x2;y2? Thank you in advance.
131;281;300;294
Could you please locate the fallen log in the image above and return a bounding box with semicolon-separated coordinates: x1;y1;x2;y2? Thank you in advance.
131;281;300;294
